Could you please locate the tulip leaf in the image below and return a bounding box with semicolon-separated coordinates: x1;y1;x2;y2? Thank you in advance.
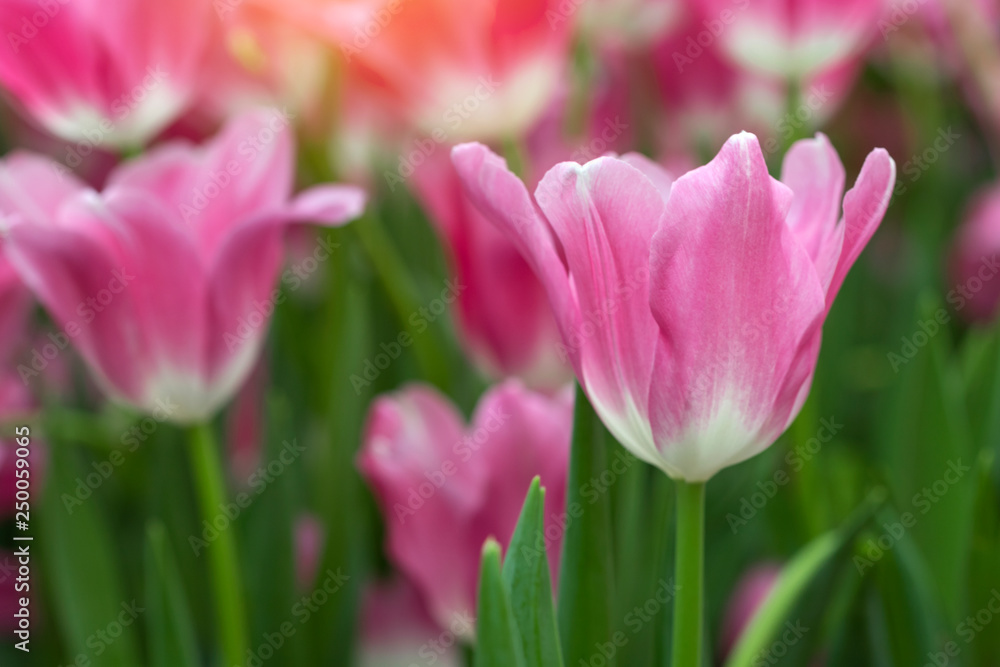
476;539;527;667
144;522;199;667
879;295;975;623
501;477;564;667
557;384;617;667
723;492;881;667
41;446;141;667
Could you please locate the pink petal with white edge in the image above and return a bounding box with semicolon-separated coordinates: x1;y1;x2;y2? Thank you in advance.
648;133;827;481
533;157;664;466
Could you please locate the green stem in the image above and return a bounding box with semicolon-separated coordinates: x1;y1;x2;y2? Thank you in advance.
352;212;449;389
672;480;705;667
186;423;248;667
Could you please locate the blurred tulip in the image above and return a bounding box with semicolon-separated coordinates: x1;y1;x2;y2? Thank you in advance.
256;0;573;141
0;355;45;636
452;132;894;481
295;514;325;590
411;151;571;390
1;109;366;423
358;579;462;667
950;183;1000;324
689;0;885;81
0;0;214;148
358;379;572;634
578;0;684;51
718;563;781;658
0;255;31;367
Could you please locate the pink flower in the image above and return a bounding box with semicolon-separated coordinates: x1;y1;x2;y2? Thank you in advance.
452;132;895;481
950;183;1000;324
1;109;366;423
294;514;325;591
718;563;781;658
255;0;573;141
0;0;214;147
412;151;571;390
358;380;572;634
358;578;463;667
689;0;885;80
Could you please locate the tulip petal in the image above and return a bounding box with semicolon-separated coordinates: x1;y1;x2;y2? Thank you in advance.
780;133;845;292
648;132;826;481
826;148;896;310
451;143;579;366
533;157;663;463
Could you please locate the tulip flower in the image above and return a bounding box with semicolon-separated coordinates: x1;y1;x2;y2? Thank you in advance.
253;0;573;141
453;132;893;665
358;579;462;667
688;0;885;81
358;380;572;634
0;0;214;148
1;108;366;424
411;152;571;390
453;132;894;482
950;183;1000;324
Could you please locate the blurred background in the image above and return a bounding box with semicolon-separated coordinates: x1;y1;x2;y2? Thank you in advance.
0;0;999;665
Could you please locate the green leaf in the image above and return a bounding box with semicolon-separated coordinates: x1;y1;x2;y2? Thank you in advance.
476;539;527;667
41;447;141;667
879;295;976;622
557;384;617;667
501;477;564;667
144;522;199;667
724;492;882;667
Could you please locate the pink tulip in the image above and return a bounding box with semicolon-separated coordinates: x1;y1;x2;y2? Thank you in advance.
0;0;214;147
452;132;894;481
411;151;571;390
1;109;366;423
950;183;1000;324
358;379;572;633
253;0;573;141
718;563;781;658
358;578;462;667
294;514;325;591
689;0;885;80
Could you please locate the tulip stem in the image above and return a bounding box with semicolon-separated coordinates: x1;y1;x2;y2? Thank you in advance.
671;480;705;667
186;422;248;667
